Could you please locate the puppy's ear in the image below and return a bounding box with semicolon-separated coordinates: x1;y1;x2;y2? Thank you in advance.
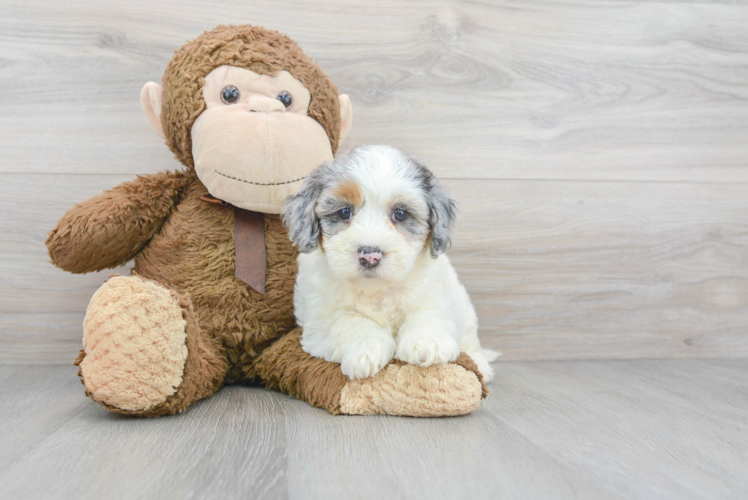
282;167;326;253
426;181;457;258
405;154;457;258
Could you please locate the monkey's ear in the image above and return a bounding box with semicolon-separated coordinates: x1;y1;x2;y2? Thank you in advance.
140;82;165;139
338;95;353;148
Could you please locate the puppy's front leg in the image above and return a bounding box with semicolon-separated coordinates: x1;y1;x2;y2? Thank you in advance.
332;314;396;380
396;316;461;367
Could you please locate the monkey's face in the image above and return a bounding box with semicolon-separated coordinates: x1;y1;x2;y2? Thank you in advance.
187;66;335;213
141;25;353;214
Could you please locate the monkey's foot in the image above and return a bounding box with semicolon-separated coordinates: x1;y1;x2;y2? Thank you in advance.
254;329;488;417
78;275;189;412
339;354;487;416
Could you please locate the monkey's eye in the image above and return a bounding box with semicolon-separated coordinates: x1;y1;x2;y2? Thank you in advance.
221;85;240;104
276;91;293;109
393;209;408;222
337;207;352;221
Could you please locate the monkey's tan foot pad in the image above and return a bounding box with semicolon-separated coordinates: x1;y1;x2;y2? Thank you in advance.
77;275;188;412
339;354;488;417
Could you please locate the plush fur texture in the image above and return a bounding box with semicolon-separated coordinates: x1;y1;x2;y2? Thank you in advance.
284;146;495;382
190;66;338;213
161;25;341;169
67;173;301;413
48;25;489;417
75;272;228;417
80;275;189;411
339;353;486;416
55;170;487;416
132;177;299;383
256;330;488;416
253;328;350;414
46;170;194;273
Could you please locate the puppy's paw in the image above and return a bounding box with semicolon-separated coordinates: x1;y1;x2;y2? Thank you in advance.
340;338;396;380
395;329;460;367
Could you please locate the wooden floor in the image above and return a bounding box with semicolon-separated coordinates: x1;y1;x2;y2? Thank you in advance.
1;360;746;500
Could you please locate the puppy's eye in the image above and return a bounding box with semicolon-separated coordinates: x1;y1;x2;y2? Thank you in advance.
393;208;408;222
276;91;293;109
337;207;352;220
221;85;240;104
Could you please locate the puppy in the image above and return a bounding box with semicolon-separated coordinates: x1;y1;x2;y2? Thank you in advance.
282;145;497;381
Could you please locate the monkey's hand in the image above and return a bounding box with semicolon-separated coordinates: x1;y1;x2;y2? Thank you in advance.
46;170;194;274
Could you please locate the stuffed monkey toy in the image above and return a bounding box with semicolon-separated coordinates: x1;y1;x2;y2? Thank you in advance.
46;25;487;417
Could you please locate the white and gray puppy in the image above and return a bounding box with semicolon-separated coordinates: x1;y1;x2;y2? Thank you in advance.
282;145;497;381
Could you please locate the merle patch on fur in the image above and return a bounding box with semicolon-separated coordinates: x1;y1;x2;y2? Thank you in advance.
402;154;457;257
282;165;327;253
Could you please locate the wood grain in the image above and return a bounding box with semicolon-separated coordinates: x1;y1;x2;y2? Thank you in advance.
2;174;746;363
0;0;747;181
448;179;748;360
1;0;747;362
0;366;288;500
1;361;746;499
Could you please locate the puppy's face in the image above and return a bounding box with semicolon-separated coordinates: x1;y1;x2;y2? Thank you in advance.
283;145;456;284
314;168;430;283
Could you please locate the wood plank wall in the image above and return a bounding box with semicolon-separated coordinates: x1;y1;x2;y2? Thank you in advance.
1;0;747;363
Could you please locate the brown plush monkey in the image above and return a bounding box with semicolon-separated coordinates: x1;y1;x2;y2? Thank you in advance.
46;25;486;417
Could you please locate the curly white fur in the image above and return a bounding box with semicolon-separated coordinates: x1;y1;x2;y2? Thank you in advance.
283;145;496;381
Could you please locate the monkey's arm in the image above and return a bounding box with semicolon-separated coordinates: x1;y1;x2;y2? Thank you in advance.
46;170;195;274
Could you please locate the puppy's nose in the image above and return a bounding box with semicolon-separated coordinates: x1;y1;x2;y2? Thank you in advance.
358;247;383;269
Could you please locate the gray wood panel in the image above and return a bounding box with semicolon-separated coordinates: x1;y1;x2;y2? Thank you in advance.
1;0;748;363
1;361;746;499
0;0;747;181
0;174;131;363
2;174;747;363
449;179;748;360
